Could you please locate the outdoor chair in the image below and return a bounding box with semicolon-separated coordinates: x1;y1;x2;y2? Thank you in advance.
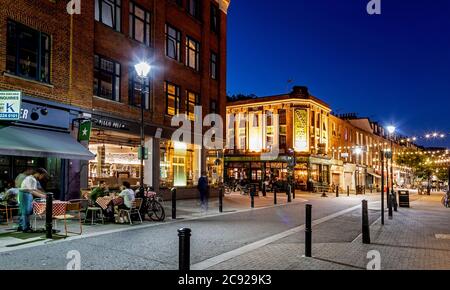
54;202;83;237
118;198;143;225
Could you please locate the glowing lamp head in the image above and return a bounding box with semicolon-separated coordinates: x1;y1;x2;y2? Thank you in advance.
134;62;151;78
354;147;363;155
387;125;396;135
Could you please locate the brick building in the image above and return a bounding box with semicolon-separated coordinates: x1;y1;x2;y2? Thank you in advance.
0;0;230;199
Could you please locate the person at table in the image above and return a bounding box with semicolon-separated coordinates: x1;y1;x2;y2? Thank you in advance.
18;168;48;232
89;181;109;202
118;182;136;210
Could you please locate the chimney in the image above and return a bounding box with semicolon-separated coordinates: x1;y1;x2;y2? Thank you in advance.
291;86;309;98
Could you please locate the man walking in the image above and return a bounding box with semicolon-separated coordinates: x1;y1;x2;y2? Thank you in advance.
198;172;209;212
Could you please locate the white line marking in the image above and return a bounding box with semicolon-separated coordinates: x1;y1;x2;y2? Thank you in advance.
191;203;367;270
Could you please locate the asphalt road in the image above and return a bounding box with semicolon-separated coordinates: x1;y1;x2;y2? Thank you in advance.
0;195;381;270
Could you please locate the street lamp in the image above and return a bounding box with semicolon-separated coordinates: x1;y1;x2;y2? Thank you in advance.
353;147;363;194
387;125;396;216
135;61;151;197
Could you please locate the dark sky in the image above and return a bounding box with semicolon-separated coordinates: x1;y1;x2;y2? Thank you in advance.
226;0;450;148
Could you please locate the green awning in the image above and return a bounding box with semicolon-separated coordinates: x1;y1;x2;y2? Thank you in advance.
0;125;95;160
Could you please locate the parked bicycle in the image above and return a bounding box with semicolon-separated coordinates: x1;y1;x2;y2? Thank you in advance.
141;189;165;222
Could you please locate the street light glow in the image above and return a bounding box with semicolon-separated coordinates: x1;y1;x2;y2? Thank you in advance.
387;125;396;134
353;147;363;155
135;61;151;78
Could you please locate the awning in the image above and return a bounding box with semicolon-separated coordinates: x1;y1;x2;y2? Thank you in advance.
367;172;382;179
0;125;95;160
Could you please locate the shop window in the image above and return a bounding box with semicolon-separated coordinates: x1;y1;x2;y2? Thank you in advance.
129;2;151;46
95;0;121;32
129;67;150;109
6;20;50;83
94;54;121;102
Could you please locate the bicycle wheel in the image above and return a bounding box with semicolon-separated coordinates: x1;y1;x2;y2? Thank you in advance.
148;200;165;221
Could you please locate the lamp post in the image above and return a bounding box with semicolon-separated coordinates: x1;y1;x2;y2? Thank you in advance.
387;125;396;208
134;61;151;197
354;147;363;194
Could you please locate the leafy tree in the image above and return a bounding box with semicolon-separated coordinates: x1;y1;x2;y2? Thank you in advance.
227;93;258;102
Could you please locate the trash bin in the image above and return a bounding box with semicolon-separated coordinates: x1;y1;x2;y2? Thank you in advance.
398;190;410;208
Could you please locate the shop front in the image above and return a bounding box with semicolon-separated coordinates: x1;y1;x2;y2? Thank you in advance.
0;95;95;200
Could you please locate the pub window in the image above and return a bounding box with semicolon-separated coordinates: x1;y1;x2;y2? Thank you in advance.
95;0;121;32
129;2;151;46
266;110;273;127
166;24;181;61
6;20;51;83
187;0;201;20
278;109;287;150
252;113;259;128
186;91;200;121
94;54;121;102
165;82;180;116
210;4;220;34
128;67;150;109
186;36;200;71
210;52;218;80
210;100;218;114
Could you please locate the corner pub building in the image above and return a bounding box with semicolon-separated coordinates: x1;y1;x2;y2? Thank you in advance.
0;0;230;199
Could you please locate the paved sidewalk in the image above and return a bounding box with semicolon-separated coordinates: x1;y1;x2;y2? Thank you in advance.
206;192;450;270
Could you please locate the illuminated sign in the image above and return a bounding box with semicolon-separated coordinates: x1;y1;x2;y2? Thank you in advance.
294;109;308;152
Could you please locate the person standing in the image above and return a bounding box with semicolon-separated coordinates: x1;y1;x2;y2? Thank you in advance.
198;172;209;212
18;168;48;232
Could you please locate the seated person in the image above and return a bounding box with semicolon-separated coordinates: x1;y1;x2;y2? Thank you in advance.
119;181;136;210
90;181;108;202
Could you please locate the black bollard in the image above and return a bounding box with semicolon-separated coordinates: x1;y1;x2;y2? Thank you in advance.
292;183;296;199
219;186;223;213
171;187;177;220
178;228;191;271
305;204;312;257
393;191;398;212
388;192;393;220
45;193;53;239
347;186;350;197
250;186;255;208
262;182;267;197
362;200;371;244
336;186;339;197
274;188;277;205
287;185;292;203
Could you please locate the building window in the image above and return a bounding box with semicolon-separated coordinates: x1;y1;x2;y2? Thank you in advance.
165;82;180;116
129;67;150;109
129;2;151;46
186;91;200;121
186;36;200;71
166;24;181;61
210;100;218;114
239;114;247;150
95;0;121;32
211;4;219;34
210;52;218;80
187;0;201;20
6;21;51;83
94;54;121;102
279;109;287;150
252;113;259;128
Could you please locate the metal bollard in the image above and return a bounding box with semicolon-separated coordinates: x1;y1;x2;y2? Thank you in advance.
262;182;267;197
287;185;292;203
45;193;53;239
388;192;393;220
347;186;350;197
171;188;177;220
178;228;191;271
219;186;223;213
393;192;398;212
305;204;312;257
274;188;277;205
292;183;295;199
362;200;371;244
251;186;255;208
336;186;339;197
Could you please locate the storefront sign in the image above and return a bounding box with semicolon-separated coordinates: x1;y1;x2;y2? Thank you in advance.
19;100;70;129
92;115;130;131
78;121;92;142
0;91;21;120
293;109;308;152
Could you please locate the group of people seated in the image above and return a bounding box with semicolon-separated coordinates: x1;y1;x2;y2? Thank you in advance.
88;181;137;223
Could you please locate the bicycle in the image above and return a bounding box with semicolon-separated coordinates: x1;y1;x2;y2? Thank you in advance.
141;190;165;222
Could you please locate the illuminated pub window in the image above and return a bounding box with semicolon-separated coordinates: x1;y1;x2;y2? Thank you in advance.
238;114;247;150
160;140;200;188
278;109;287;150
186;91;200;121
165;82;180;116
265;111;274;148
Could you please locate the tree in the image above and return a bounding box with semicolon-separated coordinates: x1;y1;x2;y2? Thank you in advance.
227;93;258;102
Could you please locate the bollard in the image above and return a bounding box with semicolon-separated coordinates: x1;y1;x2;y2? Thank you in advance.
45;193;53;239
336;186;339;198
250;186;255;208
362;200;371;244
292;183;295;199
274;188;277;205
178;228;191;271
305;204;312;257
393;192;398;212
171;188;177;220
347;186;350;197
262;182;267;197
388;192;393;220
287;185;292;203
219;186;223;213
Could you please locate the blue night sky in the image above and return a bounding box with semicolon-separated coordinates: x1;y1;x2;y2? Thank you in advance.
226;0;450;148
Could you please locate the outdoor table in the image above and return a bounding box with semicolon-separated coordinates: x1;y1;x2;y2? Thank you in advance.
96;196;123;210
33;200;68;217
